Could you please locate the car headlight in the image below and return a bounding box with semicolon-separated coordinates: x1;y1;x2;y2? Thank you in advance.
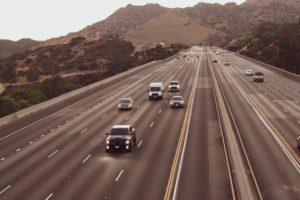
118;104;121;108
125;140;130;144
106;140;110;144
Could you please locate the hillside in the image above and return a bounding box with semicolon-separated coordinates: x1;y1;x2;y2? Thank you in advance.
230;22;300;74
0;39;40;59
43;1;300;48
0;36;186;83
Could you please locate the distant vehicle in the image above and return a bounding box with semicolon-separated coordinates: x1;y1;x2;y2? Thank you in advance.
168;81;180;92
253;72;264;82
148;82;164;100
118;98;134;111
297;135;300;149
245;69;254;76
212;60;218;63
170;96;184;108
224;61;230;66
105;125;136;153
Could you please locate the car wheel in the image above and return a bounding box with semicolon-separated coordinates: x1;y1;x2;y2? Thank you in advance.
105;149;110;153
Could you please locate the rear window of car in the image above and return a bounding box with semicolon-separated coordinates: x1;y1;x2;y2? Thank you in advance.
110;128;129;135
172;96;183;101
255;72;264;76
121;99;131;103
170;82;179;85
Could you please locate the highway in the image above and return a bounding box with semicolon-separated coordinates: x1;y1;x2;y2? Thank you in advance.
0;47;299;200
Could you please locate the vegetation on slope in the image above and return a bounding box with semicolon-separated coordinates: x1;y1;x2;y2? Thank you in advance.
228;21;300;74
0;37;186;117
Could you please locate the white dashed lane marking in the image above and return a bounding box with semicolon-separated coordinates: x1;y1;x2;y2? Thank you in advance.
137;141;143;148
115;170;124;182
48;150;59;158
45;193;54;200
150;122;154;128
80;128;88;135
0;185;12;194
82;154;91;164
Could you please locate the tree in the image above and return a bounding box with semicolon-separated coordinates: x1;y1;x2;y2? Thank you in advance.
0;96;17;117
26;67;39;82
41;76;68;99
1;62;16;83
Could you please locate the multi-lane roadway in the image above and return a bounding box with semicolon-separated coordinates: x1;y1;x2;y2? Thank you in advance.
0;47;299;200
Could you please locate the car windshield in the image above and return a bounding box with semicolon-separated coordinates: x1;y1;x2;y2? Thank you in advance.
255;72;263;76
110;128;129;135
172;97;183;101
170;82;178;85
120;99;131;103
150;87;161;92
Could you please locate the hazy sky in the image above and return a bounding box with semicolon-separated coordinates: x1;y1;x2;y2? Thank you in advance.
0;0;245;41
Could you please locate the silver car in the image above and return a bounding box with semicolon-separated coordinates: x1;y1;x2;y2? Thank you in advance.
118;98;134;110
170;96;184;108
245;69;254;76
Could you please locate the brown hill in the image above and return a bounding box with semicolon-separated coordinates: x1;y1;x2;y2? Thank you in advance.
0;39;40;59
43;2;300;47
244;0;300;8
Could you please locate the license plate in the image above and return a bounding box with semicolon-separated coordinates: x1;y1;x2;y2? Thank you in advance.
115;146;120;149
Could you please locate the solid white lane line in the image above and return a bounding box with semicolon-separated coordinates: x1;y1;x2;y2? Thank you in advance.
137;141;143;148
150;122;154;127
1;157;5;161
158;109;162;114
80;128;88;134
45;193;54;200
16;148;21;152
115;169;124;182
0;185;12;194
48;150;59;158
82;154;91;164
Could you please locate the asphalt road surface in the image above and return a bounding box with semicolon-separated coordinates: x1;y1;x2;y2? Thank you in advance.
0;47;299;200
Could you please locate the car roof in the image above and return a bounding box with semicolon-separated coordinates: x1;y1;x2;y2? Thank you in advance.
120;97;132;101
150;82;163;86
112;125;131;129
172;96;183;99
170;81;179;83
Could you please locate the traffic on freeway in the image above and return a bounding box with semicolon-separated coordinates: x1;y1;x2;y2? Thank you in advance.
0;47;299;200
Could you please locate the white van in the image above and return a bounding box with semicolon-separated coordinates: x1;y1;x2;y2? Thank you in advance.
148;82;164;100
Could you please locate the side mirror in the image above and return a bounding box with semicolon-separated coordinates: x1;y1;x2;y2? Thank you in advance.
105;133;109;136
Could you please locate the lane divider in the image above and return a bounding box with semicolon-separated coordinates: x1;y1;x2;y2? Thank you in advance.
164;50;201;200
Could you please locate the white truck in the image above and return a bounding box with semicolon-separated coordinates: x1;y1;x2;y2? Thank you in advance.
148;82;164;100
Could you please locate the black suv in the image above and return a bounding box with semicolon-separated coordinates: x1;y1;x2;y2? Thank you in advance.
105;125;136;153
